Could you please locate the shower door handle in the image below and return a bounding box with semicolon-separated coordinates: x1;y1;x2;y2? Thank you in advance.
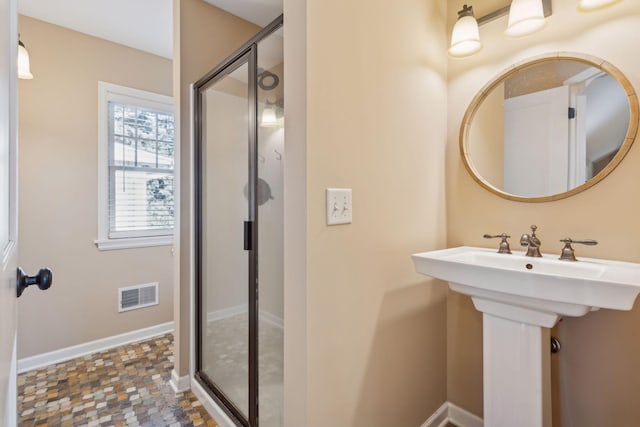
244;221;253;251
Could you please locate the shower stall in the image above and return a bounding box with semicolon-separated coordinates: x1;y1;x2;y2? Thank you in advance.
193;16;284;427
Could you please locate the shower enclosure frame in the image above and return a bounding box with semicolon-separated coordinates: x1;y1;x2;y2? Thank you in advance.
193;15;283;427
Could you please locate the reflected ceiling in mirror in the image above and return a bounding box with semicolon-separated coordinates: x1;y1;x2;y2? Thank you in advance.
461;52;639;202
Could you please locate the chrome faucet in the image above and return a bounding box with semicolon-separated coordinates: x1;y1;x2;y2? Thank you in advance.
520;225;542;257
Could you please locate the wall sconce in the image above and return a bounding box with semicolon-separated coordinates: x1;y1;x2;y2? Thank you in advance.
448;5;482;57
505;0;546;37
577;0;623;11
18;35;33;80
260;100;283;128
449;0;552;58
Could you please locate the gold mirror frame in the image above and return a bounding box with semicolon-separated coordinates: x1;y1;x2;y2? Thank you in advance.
460;52;639;203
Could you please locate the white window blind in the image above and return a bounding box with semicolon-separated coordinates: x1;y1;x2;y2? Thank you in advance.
96;82;174;250
108;102;174;238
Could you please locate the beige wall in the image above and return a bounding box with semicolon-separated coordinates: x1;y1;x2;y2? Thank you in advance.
17;16;173;358
286;0;450;425
173;0;259;377
446;1;640;425
282;0;308;423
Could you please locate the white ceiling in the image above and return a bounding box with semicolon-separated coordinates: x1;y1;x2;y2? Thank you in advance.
18;0;283;60
203;0;282;28
19;0;174;59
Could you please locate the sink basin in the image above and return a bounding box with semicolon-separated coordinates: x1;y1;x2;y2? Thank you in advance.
412;246;640;326
412;246;640;427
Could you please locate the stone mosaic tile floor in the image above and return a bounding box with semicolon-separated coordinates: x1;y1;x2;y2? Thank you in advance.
18;334;217;427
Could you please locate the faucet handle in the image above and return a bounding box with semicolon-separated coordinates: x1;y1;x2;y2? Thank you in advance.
560;238;598;246
558;238;598;261
484;233;512;254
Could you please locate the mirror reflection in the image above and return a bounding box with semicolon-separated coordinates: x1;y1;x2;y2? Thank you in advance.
464;56;635;201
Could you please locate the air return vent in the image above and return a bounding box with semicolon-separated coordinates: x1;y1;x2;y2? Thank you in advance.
118;282;159;312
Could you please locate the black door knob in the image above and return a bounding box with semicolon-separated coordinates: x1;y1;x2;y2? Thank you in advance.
17;267;53;298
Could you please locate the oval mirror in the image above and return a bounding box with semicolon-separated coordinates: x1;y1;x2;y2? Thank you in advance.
461;53;639;202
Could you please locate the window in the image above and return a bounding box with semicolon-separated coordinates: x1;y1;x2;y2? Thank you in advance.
96;82;175;250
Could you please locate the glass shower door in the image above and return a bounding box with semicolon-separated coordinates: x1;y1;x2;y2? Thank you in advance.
196;51;256;425
256;29;284;427
195;16;283;427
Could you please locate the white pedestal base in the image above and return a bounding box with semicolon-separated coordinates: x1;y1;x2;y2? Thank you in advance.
482;313;552;427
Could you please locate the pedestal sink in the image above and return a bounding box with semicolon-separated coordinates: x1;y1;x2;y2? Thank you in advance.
412;246;640;427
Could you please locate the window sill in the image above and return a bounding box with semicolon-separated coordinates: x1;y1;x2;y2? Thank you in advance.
95;235;174;251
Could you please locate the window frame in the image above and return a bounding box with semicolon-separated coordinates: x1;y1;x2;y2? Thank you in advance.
96;81;175;251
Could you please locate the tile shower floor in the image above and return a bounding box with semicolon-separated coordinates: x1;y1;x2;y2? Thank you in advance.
17;334;217;427
202;314;283;427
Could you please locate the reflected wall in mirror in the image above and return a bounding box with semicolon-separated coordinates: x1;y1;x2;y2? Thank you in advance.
461;53;639;202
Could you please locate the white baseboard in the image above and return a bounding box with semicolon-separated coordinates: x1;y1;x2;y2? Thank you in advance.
190;377;237;427
448;402;483;427
422;402;449;427
259;310;284;330
18;321;174;374
422;401;483;427
170;369;191;393
207;305;284;330
207;304;247;323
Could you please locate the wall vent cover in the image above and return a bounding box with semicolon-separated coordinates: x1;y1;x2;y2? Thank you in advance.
118;282;159;312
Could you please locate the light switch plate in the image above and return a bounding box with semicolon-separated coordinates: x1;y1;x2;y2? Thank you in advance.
326;188;352;225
